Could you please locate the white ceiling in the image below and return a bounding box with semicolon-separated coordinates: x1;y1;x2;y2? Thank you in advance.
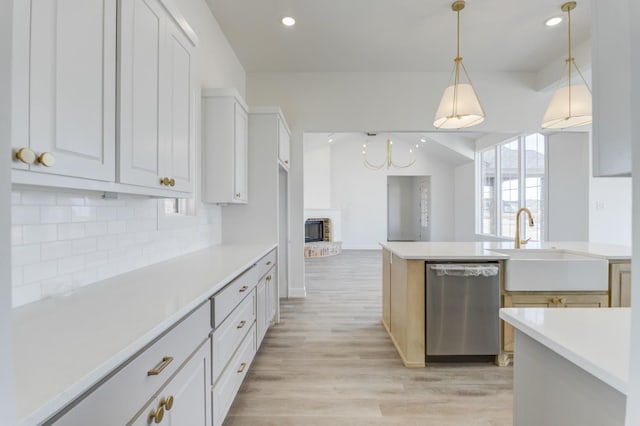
205;0;591;73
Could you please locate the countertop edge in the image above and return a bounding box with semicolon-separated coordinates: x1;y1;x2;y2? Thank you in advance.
500;308;628;395
17;242;277;426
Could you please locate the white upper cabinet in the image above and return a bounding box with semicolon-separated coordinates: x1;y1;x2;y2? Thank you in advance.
119;0;195;193
202;89;249;204
278;118;290;169
12;0;116;180
592;0;632;177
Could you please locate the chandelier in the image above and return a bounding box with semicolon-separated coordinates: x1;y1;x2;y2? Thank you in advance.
433;1;485;129
362;134;417;170
541;1;592;129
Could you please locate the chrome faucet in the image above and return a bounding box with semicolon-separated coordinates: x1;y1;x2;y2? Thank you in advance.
514;207;535;249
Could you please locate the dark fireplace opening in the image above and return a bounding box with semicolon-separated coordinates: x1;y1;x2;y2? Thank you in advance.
305;220;323;243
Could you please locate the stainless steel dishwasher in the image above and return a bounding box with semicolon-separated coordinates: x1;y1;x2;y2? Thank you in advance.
426;262;500;356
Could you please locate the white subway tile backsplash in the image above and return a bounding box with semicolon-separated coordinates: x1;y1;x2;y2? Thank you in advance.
22;224;57;244
13;244;41;266
57;223;86;240
23;260;58;284
11;189;221;307
21;191;57;205
13;205;40;224
41;206;72;224
41;241;73;261
58;255;86;275
12;226;23;245
72;238;97;255
85;222;108;237
71;206;97;222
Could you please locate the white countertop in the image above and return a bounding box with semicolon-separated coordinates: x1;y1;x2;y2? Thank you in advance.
380;241;631;261
12;242;276;426
500;307;630;395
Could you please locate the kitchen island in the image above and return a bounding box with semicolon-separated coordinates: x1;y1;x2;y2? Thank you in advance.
500;307;628;426
380;241;631;367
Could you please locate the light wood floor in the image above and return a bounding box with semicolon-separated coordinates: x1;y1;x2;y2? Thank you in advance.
225;250;513;425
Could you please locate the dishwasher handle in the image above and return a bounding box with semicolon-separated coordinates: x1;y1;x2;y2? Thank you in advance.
429;263;499;278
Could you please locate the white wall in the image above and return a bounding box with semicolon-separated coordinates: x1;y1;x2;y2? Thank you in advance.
303;138;331;209
247;71;552;295
1;0;16;420
454;162;476;241
547;132;590;241
10;0;247;306
328;136;457;249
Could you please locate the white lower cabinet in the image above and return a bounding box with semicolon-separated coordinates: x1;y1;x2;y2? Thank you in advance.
131;339;211;425
212;324;257;426
50;302;211;425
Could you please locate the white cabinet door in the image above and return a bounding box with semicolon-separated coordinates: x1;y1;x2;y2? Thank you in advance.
162;19;194;193
256;278;267;347
119;0;164;188
119;0;194;193
267;272;277;325
278;118;290;169
130;340;211;426
592;0;631;177
202;89;249;204
12;0;116;180
234;103;249;202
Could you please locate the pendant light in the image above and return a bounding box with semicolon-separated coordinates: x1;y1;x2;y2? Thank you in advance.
541;1;592;129
433;1;485;129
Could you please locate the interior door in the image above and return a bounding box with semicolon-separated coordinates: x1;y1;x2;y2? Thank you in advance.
387;176;421;241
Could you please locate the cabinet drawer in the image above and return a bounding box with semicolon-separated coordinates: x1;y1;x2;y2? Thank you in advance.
52;302;210;425
211;290;256;383
212;323;257;426
212;267;258;328
254;249;276;281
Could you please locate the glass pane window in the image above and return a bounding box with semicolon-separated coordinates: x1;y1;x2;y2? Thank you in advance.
524;133;545;241
500;140;519;238
480;149;496;235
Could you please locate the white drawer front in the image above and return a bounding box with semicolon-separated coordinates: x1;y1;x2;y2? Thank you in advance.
254;249;276;281
52;302;211;425
212;323;257;426
211;289;255;383
213;267;258;327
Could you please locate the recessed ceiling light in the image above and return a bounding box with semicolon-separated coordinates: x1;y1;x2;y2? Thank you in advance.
420;138;427;143
545;16;563;26
282;16;296;27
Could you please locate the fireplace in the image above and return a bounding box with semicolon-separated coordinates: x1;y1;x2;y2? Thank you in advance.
305;217;331;242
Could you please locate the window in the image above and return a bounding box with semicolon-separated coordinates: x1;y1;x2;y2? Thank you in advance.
477;134;546;241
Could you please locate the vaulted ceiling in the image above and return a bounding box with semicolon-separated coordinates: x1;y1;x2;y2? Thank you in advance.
205;0;591;73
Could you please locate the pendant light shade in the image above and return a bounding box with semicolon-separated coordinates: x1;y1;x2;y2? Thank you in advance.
541;1;592;129
433;1;485;129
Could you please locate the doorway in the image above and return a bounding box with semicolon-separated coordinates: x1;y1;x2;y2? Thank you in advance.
387;176;430;241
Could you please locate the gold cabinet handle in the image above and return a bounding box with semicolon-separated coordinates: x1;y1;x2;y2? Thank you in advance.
149;406;164;424
285;160;289;164
160;177;171;186
237;320;247;329
37;152;56;167
239;285;248;293
160;395;174;411
147;356;174;376
169;178;175;187
15;147;36;164
235;192;241;198
266;275;272;282
237;362;247;373
559;297;566;304
266;261;272;266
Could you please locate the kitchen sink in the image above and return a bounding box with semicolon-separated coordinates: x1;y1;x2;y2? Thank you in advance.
490;249;609;291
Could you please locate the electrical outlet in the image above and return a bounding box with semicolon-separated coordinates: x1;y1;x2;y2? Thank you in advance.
595;201;605;210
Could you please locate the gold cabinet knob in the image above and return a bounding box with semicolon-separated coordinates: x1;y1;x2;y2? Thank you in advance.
160;177;170;186
160;395;174;411
235;192;241;198
169;178;175;187
149;406;164;424
559;297;566;304
266;275;272;282
37;152;56;167
15;147;36;164
285;160;289;164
